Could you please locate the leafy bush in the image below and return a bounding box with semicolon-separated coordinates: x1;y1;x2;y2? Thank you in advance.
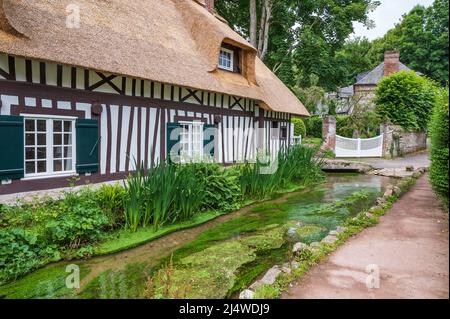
44;203;109;249
336;113;381;138
303;116;322;138
0;228;59;284
190;164;242;212
429;88;449;202
375;71;436;130
291;117;306;138
96;184;126;229
124;163;243;230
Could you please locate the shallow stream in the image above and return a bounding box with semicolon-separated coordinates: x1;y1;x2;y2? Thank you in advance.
0;173;394;299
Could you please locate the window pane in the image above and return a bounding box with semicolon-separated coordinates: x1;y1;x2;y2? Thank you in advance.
25;133;35;146
37;161;46;173
37;120;46;132
54;121;62;132
37;133;46;145
54;147;62;159
54;134;62;145
63;121;72;132
64;159;72;171
37;147;46;159
25;120;35;132
64;134;72;145
64;146;72;158
54;160;62;172
25;147;35;160
26;161;35;174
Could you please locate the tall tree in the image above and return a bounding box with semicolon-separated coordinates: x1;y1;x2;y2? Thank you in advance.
215;0;378;91
368;0;449;84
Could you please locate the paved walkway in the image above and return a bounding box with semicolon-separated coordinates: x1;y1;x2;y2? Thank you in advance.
282;175;449;299
355;151;430;169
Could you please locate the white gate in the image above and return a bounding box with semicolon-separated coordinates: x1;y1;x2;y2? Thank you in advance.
335;134;383;158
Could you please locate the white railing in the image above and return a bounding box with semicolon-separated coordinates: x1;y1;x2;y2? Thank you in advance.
335;134;383;158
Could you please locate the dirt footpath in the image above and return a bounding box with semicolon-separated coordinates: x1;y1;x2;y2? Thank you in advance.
283;175;449;299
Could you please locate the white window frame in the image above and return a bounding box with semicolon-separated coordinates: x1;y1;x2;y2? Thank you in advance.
218;47;234;71
22;114;77;180
179;121;204;163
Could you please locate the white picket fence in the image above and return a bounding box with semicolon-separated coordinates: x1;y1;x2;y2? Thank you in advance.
335;134;383;158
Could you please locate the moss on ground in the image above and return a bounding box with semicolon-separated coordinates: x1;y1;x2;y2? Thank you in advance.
0;263;90;299
153;241;256;299
78;262;149;299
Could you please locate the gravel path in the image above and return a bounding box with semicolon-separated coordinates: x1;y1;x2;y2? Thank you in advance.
282;175;449;299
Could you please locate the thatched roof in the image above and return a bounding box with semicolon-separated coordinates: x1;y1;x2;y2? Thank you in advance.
0;0;308;116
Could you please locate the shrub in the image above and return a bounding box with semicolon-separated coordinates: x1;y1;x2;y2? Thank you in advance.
375;71;436;130
190;164;242;212
96;184;126;229
429;88;449;202
0;228;58;283
45;190;109;248
303;116;322;138
291;117;306;138
336;113;381;138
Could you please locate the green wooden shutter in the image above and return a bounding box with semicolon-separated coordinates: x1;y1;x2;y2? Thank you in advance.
76;119;99;174
204;124;215;159
0;115;24;180
167;123;182;164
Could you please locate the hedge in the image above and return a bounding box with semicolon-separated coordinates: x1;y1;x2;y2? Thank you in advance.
304;116;322;138
429;88;449;202
291;117;306;138
375;71;436;130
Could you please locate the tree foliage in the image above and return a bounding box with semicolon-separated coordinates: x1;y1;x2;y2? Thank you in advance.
368;0;449;84
215;0;378;91
375;71;436;130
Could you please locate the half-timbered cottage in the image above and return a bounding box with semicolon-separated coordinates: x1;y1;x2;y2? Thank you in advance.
0;0;309;195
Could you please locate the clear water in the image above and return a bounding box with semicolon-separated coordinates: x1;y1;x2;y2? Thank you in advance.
0;173;394;299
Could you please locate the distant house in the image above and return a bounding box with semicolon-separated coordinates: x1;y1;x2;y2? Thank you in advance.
321;51;418;115
0;0;308;195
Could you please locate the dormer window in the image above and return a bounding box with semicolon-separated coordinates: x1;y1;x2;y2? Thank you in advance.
219;47;234;71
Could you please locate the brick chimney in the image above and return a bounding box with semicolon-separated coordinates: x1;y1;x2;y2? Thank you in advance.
384;50;400;76
205;0;215;13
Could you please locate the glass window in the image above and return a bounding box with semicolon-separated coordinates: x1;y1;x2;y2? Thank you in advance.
24;118;75;177
179;122;204;163
219;48;234;71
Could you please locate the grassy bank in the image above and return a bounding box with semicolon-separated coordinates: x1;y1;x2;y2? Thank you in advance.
0;145;323;287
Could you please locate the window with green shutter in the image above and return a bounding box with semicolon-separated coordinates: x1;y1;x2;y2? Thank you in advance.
203;124;215;160
167;123;182;164
76;119;99;174
0;115;24;180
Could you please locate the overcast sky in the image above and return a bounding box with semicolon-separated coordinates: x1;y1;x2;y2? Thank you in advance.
352;0;435;40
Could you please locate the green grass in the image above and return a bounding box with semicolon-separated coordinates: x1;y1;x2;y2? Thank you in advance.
95;210;224;255
303;137;322;147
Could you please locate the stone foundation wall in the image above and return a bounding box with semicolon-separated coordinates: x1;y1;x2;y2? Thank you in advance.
381;124;427;158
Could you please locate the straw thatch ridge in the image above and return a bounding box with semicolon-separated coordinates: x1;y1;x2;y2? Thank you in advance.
0;0;309;116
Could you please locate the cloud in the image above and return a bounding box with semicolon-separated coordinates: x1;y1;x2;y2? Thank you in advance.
351;0;434;40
